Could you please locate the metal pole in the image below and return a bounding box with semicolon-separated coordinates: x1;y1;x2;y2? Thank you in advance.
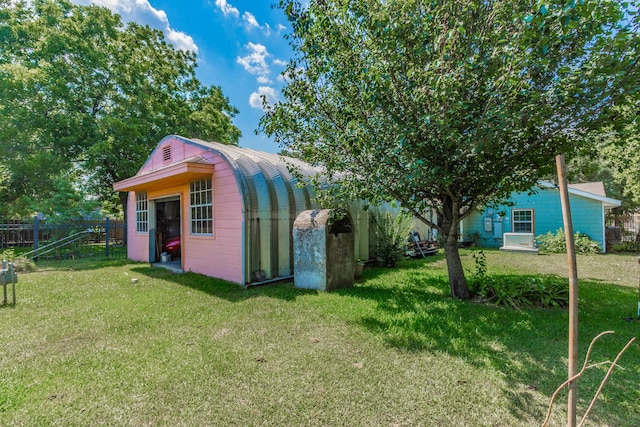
33;216;39;262
556;154;578;427
105;217;110;258
2;259;6;305
10;262;15;306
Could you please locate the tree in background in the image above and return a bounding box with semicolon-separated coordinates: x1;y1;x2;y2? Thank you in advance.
261;0;639;299
0;0;241;219
564;99;640;218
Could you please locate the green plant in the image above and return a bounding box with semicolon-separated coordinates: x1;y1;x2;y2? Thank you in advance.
372;210;412;267
613;241;640;253
470;250;493;297
474;273;569;309
536;228;602;254
0;249;36;272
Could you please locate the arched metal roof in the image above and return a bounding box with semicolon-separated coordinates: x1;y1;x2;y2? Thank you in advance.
165;135;320;285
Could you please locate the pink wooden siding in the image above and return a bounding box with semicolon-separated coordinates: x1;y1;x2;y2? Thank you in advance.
127;191;149;262
123;137;244;284
183;151;243;283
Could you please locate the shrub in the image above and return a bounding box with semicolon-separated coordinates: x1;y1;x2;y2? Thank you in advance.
0;249;36;272
536;228;602;254
613;241;640;253
373;210;412;267
470;251;569;309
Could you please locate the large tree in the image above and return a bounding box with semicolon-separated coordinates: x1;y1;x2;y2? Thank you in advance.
0;0;241;218
261;0;639;299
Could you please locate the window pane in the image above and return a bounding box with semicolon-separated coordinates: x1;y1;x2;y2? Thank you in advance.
189;178;213;235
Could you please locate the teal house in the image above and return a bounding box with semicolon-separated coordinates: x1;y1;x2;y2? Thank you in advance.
460;181;621;253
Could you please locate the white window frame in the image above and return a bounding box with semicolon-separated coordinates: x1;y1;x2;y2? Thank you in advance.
135;192;148;233
512;209;534;233
190;178;213;235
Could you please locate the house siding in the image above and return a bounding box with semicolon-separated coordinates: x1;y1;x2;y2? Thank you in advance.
463;187;607;251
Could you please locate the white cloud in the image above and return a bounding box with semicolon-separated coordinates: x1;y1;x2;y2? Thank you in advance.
273;58;288;67
74;0;198;53
257;75;272;84
277;23;287;32
249;86;278;111
242;11;272;36
243;12;259;29
215;0;239;17
237;42;270;78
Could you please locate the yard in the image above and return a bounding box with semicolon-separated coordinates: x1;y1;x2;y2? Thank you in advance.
1;250;638;426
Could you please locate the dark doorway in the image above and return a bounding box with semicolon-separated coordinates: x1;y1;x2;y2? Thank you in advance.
155;199;181;261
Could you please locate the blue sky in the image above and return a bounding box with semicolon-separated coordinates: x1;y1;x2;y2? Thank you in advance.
71;0;295;154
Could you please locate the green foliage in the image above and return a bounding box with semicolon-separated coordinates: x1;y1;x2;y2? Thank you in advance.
470;250;568;308
564;101;640;216
612;240;640;253
263;0;639;299
0;0;241;218
0;249;36;272
537;228;603;254
372;210;412;267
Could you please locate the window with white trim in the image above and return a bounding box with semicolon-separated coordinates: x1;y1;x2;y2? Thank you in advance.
512;209;533;233
135;192;148;233
190;178;213;235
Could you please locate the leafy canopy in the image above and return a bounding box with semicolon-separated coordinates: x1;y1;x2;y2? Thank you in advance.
261;0;639;298
0;0;241;218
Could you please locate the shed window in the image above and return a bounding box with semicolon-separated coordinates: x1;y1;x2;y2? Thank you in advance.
135;192;148;233
190;178;213;235
512;209;533;233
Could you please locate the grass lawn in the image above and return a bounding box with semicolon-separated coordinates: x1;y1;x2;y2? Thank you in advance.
1;250;638;426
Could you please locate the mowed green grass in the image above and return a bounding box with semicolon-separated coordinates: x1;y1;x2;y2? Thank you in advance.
0;251;638;426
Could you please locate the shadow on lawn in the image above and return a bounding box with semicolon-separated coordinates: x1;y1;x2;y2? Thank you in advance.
340;264;640;426
130;265;316;302
130;259;638;425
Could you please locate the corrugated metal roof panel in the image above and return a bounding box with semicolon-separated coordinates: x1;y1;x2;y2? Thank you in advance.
169;135;320;285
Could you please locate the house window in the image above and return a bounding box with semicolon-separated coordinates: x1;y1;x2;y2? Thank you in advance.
512;209;533;233
135;192;148;233
190;178;213;235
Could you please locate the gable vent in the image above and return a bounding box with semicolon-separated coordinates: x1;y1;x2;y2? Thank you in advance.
162;146;172;163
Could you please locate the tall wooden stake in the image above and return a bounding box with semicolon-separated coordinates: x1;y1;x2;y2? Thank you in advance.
556;154;578;427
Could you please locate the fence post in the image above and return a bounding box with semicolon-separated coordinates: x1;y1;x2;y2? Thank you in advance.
105;217;110;258
33;216;39;261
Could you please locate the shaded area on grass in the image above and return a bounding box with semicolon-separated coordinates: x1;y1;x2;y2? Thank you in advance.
341;259;640;426
130;265;317;303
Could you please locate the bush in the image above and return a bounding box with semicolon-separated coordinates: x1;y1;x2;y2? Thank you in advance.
536;228;602;254
373;210;412;267
0;249;36;272
613;241;640;253
470;251;569;309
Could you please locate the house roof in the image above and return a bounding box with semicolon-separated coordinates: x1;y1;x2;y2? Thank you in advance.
568;182;606;197
539;181;621;209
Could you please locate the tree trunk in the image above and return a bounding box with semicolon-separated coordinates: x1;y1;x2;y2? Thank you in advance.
443;239;471;299
440;196;471;300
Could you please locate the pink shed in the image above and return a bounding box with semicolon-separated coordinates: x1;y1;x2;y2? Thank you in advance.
114;135;318;286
